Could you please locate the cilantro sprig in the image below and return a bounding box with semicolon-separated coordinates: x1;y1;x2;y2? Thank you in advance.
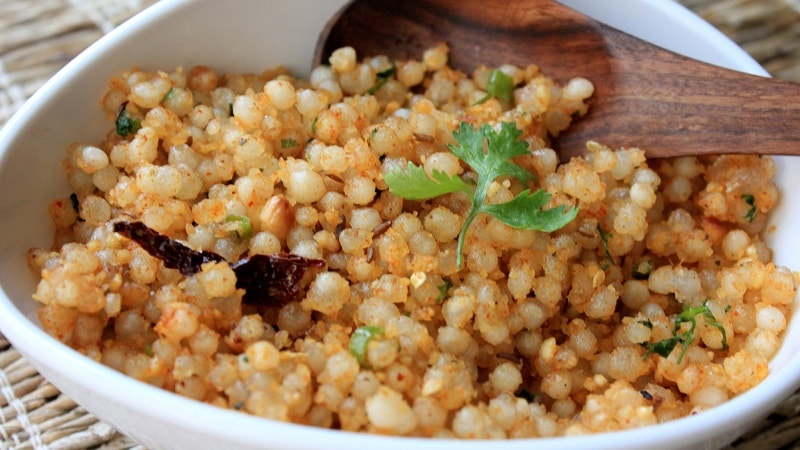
384;121;578;268
643;301;728;364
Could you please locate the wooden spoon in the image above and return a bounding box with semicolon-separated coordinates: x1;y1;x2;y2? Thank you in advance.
314;0;800;160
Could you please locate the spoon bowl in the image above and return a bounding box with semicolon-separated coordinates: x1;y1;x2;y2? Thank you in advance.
315;0;800;159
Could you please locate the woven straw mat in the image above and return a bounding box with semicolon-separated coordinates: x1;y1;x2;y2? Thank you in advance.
2;0;800;449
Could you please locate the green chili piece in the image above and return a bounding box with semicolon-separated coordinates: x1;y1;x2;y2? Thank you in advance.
485;68;514;102
226;214;253;239
349;326;385;367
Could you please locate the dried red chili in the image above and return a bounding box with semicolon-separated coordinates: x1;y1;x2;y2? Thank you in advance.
113;221;224;275
113;221;326;306
231;254;325;306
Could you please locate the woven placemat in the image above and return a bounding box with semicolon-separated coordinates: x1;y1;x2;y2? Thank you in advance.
1;0;800;448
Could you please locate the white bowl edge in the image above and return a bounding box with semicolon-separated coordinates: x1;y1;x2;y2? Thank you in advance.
0;1;798;449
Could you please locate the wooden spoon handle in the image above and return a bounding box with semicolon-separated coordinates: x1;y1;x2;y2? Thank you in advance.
316;0;800;159
557;24;800;159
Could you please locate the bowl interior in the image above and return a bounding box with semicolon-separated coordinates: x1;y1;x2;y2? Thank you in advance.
1;0;799;449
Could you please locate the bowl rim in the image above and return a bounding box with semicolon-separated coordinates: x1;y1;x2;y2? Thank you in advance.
0;0;797;449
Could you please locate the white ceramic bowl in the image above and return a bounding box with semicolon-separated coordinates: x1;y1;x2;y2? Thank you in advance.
1;1;799;449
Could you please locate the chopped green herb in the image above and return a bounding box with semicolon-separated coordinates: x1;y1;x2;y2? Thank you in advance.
367;64;397;95
639;319;653;329
632;259;653;280
742;194;757;222
436;278;453;304
644;334;683;361
384;121;578;269
597;224;615;266
114;102;142;137
281;138;299;149
241;355;249;363
349;325;385;367
229;103;234;116
144;344;154;357
474;68;515;105
162;87;175;103
233;401;244;410
225;215;253;239
643;301;728;364
311;116;318;135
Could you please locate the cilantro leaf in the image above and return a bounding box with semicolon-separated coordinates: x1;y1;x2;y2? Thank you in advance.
383;161;471;200
481;190;577;231
451;122;532;186
384;121;578;268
